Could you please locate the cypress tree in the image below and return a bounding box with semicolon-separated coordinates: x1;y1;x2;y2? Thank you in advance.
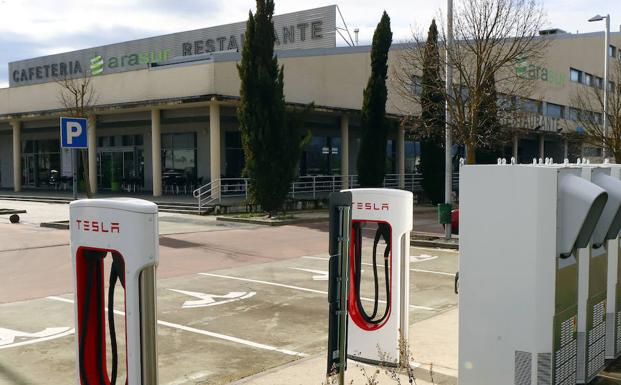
357;11;393;187
419;19;446;204
237;0;309;216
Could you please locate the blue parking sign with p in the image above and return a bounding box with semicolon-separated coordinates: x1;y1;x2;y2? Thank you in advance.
60;117;88;148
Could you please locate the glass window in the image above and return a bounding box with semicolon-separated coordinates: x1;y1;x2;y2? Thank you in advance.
584;146;602;157
121;135;133;146
386;140;396;174
225;131;245;178
520;98;540;114
300;136;341;176
405;141;418;173
609;45;617;58
173;133;195;148
162;134;173;148
410;75;422;96
161;133;197;180
584;73;593;86
570;68;582;83
594;76;603;89
568;108;580;121
608;81;615;92
546;103;564;119
22;140;34;153
21;139;61;188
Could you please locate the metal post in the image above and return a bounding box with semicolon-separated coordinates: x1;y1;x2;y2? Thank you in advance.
139;265;159;384
603;15;610;159
337;205;351;385
72;149;78;199
444;0;454;239
313;176;316;199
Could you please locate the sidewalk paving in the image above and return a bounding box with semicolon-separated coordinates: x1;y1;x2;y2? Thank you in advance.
230;309;458;385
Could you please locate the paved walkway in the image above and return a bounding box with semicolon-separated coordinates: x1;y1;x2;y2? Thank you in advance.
231;309;458;385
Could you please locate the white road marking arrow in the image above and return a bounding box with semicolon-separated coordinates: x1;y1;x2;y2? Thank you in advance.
169;289;256;309
410;254;438;263
0;327;74;349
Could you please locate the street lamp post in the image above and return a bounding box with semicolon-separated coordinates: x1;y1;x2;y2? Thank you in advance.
589;14;610;160
445;0;454;240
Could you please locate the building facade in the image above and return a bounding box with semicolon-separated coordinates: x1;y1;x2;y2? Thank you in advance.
0;5;619;197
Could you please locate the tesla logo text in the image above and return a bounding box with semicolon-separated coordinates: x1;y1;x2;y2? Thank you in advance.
354;202;389;211
75;219;120;233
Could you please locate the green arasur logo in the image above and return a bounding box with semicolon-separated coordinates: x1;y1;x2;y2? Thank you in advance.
90;55;104;75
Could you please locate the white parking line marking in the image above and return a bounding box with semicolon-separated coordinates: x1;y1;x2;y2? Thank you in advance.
198;273;435;311
301;256;455;277
411;268;455;277
169;289;256;308
0;327;74;350
288;267;329;281
412;246;459;253
46;296;306;357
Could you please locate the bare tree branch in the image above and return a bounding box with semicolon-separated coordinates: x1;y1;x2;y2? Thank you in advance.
572;60;621;162
56;72;98;197
392;0;548;163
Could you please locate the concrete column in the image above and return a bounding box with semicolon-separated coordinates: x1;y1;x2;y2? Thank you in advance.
397;125;405;189
151;109;162;197
539;135;545;159
11;120;21;192
340;114;349;189
512;134;519;162
210;100;221;200
87;115;97;194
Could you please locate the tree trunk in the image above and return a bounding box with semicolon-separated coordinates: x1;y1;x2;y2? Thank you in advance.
465;143;476;164
80;150;92;198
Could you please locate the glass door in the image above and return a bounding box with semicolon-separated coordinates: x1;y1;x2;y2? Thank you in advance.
97;148;144;191
22;154;35;186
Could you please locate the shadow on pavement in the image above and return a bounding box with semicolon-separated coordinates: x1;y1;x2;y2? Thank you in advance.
0;361;34;385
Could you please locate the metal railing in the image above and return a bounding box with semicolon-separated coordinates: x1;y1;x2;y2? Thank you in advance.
193;172;460;213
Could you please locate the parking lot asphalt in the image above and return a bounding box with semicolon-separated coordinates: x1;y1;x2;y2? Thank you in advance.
0;200;458;385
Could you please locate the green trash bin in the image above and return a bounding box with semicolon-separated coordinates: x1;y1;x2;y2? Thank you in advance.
437;203;452;225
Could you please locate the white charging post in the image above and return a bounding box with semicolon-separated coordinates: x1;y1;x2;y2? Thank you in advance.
576;165;621;383
345;188;413;366
459;164;608;385
70;198;159;385
606;164;621;359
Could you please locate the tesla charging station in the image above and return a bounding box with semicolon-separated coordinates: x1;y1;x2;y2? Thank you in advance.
606;165;621;360
459;164;608;385
576;165;621;383
345;188;413;366
70;198;159;385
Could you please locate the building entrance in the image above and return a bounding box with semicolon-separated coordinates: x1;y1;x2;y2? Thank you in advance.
97;147;144;192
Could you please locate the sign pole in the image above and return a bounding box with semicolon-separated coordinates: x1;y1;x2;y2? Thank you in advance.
72;149;78;199
444;0;454;240
60;116;88;199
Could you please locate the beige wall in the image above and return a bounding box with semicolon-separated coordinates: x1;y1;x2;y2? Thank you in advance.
0;32;619;120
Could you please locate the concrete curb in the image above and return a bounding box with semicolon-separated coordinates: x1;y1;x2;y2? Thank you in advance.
216;215;328;226
410;231;459;250
411;239;459;250
40;220;70;230
0;209;27;215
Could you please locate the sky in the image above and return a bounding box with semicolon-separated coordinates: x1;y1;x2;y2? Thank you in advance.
0;0;619;88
